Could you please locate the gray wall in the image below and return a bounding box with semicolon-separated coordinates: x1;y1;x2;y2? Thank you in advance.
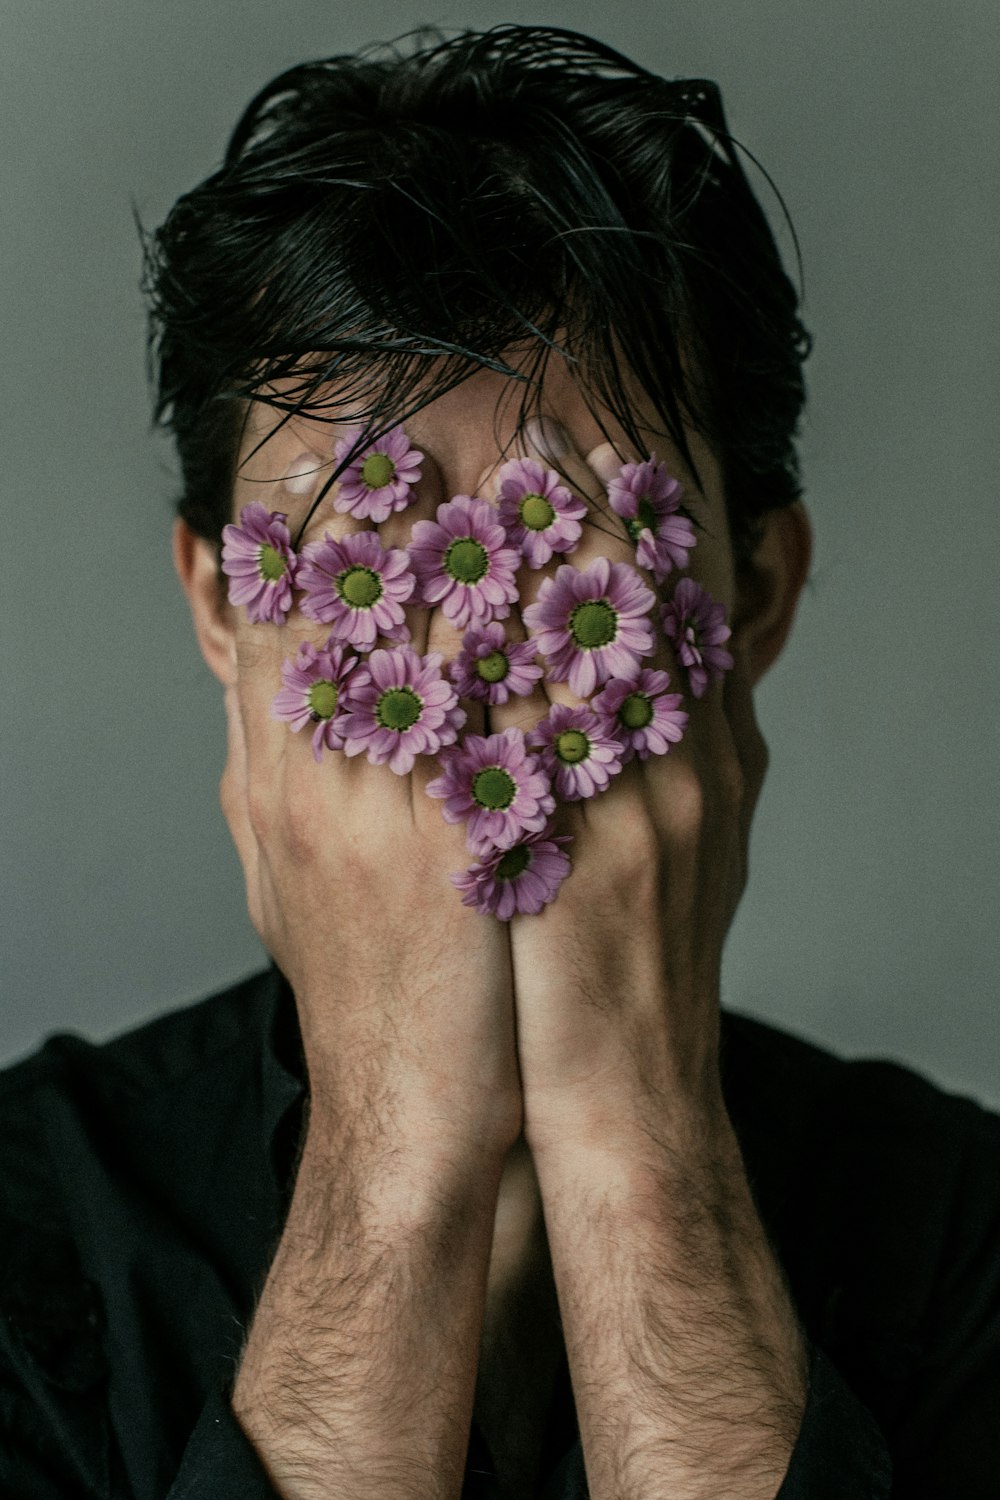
3;0;997;1107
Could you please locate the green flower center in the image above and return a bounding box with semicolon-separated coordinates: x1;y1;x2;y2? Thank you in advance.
476;650;509;684
307;680;338;720
495;845;531;881
376;686;422;731
625;498;657;541
258;543;286;582
620;691;653;729
361;452;395;489
472;766;517;810
520;492;555;531
569;599;617;649
338;565;383;609
555;729;590;764
445;537;490;584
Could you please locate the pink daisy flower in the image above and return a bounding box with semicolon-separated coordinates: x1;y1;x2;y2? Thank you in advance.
337;646;465;776
528;703;625;801
660;578;735;698
496;456;587;568
451;827;574;921
426;728;555;857
591;668;689;763
297;530;415;651
608;454;697;584
408;495;521;629
332;425;423;522
221;502;298;624
447;621;544;706
521;556;657;698
271;639;359;761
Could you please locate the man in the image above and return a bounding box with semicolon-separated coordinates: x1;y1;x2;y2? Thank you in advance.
1;23;997;1500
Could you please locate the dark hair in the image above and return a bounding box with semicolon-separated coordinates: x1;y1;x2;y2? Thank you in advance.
141;23;811;568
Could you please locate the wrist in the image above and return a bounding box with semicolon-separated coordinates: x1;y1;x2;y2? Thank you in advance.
299;1103;511;1229
526;1071;731;1176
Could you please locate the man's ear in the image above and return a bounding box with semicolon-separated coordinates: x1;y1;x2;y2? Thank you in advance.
172;519;238;688
730;501;812;687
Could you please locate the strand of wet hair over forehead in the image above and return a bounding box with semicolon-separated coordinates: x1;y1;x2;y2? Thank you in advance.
142;23;810;562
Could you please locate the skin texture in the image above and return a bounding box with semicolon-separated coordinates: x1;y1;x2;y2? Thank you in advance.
175;358;813;1499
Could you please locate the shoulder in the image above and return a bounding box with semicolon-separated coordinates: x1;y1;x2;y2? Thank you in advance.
721;1006;1000;1425
0;968;280;1229
720;1004;1000;1248
0;967;278;1121
0;968;282;1383
719;1003;998;1171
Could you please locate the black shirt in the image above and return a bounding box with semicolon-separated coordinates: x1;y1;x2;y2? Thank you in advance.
1;966;997;1498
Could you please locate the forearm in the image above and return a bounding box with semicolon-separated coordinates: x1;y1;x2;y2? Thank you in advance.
534;1107;809;1500
232;1109;505;1500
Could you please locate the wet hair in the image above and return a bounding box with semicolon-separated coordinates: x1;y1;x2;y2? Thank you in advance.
141;22;811;569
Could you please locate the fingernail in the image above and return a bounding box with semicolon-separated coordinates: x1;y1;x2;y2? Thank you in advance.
283;451;322;495
524;417;570;459
587;442;625;482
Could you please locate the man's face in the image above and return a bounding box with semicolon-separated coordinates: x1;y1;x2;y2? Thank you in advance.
179;347;808;959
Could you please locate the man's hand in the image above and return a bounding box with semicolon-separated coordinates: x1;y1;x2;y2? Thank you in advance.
220;442;523;1158
220;434;521;1500
486;427;809;1499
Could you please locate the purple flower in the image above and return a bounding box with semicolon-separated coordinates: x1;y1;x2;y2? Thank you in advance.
591;668;689;763
408;495;521;630
447;621;544;705
451;827;574;921
608;454;697;584
332;425;423;522
297;530;415;650
426;727;555;857
271;639;359;761
337;646;465;776
496;457;587;568
660;578;734;698
221;502;298;624
521;556;657;698
527;703;625;801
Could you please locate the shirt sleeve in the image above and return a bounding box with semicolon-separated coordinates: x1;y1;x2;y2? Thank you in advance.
167;1387;282;1499
775;1339;893;1498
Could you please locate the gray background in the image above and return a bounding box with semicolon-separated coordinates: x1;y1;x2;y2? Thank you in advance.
2;1;997;1105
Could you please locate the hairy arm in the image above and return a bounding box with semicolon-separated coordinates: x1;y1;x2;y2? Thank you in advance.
534;1112;809;1500
231;1099;507;1500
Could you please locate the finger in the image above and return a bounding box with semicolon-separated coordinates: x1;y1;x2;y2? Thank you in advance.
230;609;368;814
484;426;655;727
466;459;558;738
379;444;446;658
521;420;632;577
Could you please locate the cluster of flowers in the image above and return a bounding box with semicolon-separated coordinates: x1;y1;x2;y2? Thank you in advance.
222;426;733;919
